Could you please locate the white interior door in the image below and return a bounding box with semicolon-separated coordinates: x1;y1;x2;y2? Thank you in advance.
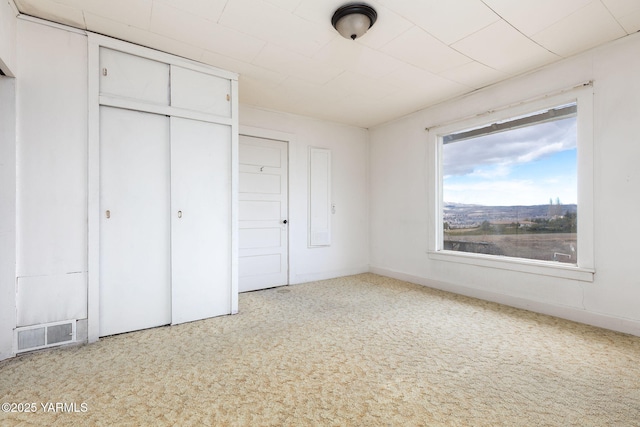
99;106;171;336
239;135;288;292
171;117;231;324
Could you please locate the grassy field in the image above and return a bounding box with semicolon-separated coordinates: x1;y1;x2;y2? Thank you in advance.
444;232;577;263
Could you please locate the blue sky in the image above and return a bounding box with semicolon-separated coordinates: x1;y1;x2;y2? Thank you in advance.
443;116;577;206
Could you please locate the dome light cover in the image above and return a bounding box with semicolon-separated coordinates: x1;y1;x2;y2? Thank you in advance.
331;4;377;40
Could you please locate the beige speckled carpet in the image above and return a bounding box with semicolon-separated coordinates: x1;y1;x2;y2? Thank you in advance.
1;273;640;426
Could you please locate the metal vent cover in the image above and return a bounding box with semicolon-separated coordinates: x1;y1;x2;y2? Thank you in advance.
15;320;76;353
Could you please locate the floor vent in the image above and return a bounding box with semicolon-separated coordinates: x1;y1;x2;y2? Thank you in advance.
15;320;76;353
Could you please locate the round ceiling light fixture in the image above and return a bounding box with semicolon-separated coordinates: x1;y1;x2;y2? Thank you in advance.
331;3;377;41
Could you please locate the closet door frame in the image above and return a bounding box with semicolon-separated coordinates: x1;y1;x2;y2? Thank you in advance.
86;33;239;343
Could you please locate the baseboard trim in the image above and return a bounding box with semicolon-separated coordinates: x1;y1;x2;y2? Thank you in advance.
292;266;369;285
370;266;640;337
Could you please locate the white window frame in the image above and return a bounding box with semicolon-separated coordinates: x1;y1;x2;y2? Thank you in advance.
427;85;594;282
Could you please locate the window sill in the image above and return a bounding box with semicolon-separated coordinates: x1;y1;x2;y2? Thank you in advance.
428;250;594;282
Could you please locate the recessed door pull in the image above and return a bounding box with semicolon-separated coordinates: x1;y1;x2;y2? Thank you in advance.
178;211;182;218
105;210;110;219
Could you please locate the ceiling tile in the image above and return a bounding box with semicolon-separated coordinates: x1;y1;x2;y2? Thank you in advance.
152;0;228;21
532;1;626;57
219;0;335;57
15;0;85;28
615;9;640;33
602;0;640;17
150;2;265;63
253;43;344;85
482;0;591;37
367;85;470;127
384;64;467;98
263;0;304;13
602;0;640;33
14;0;640;128
380;26;471;74
238;76;296;113
305;93;394;128
201;50;287;87
312;38;404;79
438;61;507;89
292;0;367;26
452;20;559;74
54;0;152;29
85;13;205;61
324;71;398;100
377;0;500;45
278;76;346;104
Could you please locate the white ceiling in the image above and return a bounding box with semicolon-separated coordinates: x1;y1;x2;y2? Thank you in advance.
12;0;640;128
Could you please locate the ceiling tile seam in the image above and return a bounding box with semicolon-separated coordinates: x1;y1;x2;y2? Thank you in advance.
85;8;150;33
146;0;156;31
531;1;628;56
433;71;477;91
155;3;221;28
250;47;346;86
374;36;472;79
375;4;501;49
218;0;336;60
248;42;272;68
82;11;207;61
216;0;232;24
372;15;500;73
595;0;630;35
478;0;563;58
147;12;267;64
379;65;465;95
320;69;353;92
433;60;485;80
214;18;329;61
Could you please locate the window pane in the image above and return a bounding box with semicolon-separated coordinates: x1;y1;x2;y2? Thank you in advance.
442;104;577;264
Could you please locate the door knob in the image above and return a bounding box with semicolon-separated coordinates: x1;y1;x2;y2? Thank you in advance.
178;211;182;218
283;219;287;224
105;210;110;219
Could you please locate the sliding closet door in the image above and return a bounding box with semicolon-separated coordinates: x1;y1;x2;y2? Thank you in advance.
171;117;232;324
99;106;171;336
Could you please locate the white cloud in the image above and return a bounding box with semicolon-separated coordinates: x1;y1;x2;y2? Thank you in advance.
443;116;576;177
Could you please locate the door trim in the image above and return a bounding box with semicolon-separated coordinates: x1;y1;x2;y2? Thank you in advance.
239;126;295;287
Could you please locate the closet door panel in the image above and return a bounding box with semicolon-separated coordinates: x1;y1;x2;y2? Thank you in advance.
171;117;232;324
99;48;170;105
171;66;231;117
99;107;172;336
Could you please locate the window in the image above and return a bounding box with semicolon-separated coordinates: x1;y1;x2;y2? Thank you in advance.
429;87;594;281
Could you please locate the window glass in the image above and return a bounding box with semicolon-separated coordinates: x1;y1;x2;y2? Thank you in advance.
442;103;577;264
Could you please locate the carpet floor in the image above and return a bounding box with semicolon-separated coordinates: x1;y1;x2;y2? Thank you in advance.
1;273;639;426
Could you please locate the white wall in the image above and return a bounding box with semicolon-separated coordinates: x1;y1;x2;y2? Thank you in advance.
369;32;640;336
16;18;88;327
240;106;369;284
0;77;16;360
0;0;17;361
0;0;17;75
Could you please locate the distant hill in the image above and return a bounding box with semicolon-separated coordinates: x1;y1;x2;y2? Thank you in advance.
443;203;577;228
